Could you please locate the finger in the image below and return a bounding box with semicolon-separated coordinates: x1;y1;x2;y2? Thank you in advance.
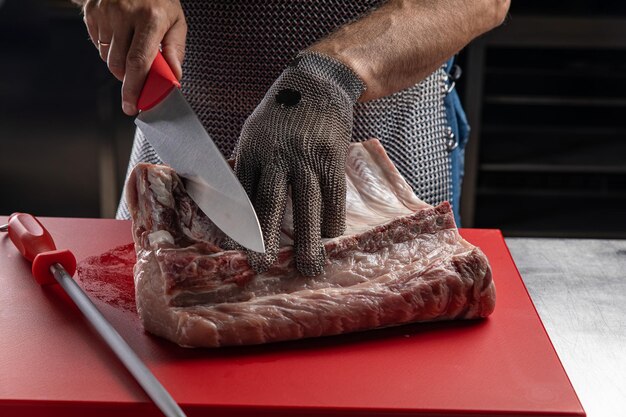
97;24;113;62
221;148;261;251
107;25;133;81
233;147;261;203
122;22;164;115
319;156;347;238
246;167;289;274
291;169;326;276
82;1;99;48
161;16;187;80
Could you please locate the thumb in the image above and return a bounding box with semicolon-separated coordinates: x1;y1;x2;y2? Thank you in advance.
161;17;187;80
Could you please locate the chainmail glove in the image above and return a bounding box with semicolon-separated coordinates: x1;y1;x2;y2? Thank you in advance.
231;51;365;276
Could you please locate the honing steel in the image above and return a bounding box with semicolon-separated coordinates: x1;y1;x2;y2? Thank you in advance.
1;213;187;417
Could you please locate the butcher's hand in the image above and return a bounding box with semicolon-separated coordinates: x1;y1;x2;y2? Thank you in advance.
232;52;365;276
80;0;187;115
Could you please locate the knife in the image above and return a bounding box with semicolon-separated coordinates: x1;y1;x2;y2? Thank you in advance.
134;51;264;253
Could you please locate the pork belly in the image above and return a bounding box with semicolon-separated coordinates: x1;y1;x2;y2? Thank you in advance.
126;139;495;347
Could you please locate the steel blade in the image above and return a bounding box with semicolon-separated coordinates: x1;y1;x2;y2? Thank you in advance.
50;263;187;417
135;89;264;253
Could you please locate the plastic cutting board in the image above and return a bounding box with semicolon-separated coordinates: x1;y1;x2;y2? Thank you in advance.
0;216;585;417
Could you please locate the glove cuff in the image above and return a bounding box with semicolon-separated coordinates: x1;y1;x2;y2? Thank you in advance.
292;51;366;103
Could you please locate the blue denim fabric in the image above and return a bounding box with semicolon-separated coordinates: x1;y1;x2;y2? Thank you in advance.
444;57;470;226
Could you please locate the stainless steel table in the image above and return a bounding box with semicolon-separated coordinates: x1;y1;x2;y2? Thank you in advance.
505;238;626;417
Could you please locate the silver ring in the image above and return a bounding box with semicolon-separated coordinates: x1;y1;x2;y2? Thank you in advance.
97;40;111;48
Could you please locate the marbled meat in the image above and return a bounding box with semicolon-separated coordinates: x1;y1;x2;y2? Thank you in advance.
126;139;496;347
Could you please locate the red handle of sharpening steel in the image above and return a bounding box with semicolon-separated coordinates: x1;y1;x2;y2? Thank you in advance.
136;50;181;112
7;213;77;286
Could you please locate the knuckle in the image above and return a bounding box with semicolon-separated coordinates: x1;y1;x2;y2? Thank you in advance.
113;0;133;14
150;7;167;22
135;5;165;25
107;58;125;72
83;0;97;14
122;82;139;100
125;52;149;71
176;16;188;32
172;41;187;57
100;0;123;14
122;86;138;104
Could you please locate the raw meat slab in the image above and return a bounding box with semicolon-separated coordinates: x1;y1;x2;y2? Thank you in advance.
126;140;496;347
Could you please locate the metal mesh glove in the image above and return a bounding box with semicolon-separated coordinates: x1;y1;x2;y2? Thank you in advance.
231;51;365;276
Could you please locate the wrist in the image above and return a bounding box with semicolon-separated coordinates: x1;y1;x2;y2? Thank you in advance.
291;51;366;103
308;42;382;102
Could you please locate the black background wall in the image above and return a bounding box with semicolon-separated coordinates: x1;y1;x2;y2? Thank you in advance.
0;0;133;218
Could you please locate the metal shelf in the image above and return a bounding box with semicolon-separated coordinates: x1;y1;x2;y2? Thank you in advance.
484;95;626;107
476;187;626;199
485;66;626;78
479;164;626;174
482;125;626;135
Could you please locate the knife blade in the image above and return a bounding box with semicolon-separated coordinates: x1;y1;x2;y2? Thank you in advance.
134;52;264;253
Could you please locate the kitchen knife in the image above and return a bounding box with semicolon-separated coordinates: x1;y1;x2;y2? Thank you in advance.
134;51;264;253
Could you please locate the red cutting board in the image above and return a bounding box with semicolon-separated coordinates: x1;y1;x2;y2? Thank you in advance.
0;216;584;417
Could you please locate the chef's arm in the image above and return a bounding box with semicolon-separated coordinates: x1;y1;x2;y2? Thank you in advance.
309;0;510;102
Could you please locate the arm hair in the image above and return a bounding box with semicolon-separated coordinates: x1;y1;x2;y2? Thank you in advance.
310;0;511;101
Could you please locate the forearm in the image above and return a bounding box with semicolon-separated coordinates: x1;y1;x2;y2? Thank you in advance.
309;0;510;102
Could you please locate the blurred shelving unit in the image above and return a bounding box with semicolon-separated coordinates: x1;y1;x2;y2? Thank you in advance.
461;4;626;238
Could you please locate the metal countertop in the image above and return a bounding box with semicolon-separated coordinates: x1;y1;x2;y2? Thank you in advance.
505;238;626;417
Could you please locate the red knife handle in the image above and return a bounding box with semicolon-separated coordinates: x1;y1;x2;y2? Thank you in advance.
137;50;181;112
7;213;77;285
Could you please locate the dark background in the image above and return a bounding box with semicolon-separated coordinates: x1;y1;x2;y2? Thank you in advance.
1;0;625;238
